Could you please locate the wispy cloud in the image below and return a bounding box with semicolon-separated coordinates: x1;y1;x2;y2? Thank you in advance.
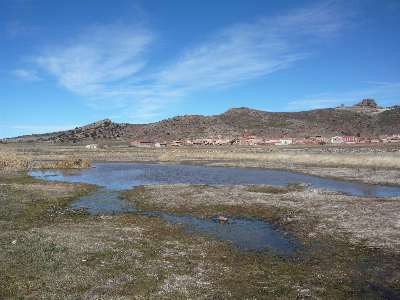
12;69;41;81
31;3;354;121
35;23;156;96
156;4;352;91
0;124;81;132
362;81;391;85
286;82;400;110
286;95;349;110
6;20;44;38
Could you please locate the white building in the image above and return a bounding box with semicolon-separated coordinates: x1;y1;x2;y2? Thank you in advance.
331;136;343;144
275;139;293;145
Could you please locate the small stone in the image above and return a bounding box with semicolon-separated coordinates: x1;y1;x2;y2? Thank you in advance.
218;216;228;222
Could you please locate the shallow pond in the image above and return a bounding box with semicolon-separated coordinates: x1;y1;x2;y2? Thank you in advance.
30;162;400;196
28;163;400;296
29;163;400;256
64;188;301;257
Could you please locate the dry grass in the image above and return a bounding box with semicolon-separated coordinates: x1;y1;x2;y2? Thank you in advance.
0;149;33;171
152;150;400;169
0;149;91;171
11;144;400;170
40;158;92;169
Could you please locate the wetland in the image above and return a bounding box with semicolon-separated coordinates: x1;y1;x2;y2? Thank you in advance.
1;144;400;299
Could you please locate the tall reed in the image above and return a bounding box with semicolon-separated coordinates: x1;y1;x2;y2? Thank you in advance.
0;150;33;171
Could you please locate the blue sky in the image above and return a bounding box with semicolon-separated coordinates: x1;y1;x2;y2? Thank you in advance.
1;0;399;139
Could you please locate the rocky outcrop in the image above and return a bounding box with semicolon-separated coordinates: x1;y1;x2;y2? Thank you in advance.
354;98;378;108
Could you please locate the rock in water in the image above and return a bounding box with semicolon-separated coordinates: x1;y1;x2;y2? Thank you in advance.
218;216;228;222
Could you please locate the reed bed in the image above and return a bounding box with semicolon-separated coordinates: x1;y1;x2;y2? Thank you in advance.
0;149;92;170
39;158;92;169
0;149;33;171
153;150;400;169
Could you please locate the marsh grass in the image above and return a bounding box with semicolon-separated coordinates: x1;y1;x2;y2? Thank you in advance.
15;145;400;173
152;150;400;169
1;173;400;298
40;158;92;169
0;149;92;171
2;145;400;298
0;149;32;171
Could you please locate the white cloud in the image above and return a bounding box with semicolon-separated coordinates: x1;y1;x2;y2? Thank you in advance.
31;4;355;121
286;98;347;110
12;69;41;81
6;20;44;38
156;5;351;91
0;124;81;132
35;23;156;95
287;82;400;110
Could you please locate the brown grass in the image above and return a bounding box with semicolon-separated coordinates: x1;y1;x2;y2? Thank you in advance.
0;149;91;171
153;150;400;169
40;158;92;169
0;149;33;171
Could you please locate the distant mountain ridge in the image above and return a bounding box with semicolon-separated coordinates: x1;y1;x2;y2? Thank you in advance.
3;100;400;143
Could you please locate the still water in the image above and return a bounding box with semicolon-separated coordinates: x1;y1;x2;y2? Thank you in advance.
29;163;400;256
30;162;400;197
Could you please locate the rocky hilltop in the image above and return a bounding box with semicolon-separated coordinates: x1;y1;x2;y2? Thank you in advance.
354;98;379;108
3;99;399;143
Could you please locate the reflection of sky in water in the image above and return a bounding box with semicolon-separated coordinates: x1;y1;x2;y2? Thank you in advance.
70;189;136;215
28;162;399;256
66;187;301;257
29;163;400;196
160;214;300;257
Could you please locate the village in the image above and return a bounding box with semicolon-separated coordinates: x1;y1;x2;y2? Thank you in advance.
130;130;400;147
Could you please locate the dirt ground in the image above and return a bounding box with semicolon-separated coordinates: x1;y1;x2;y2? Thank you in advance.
1;144;400;299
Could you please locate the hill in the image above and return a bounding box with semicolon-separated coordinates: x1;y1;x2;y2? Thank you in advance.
2;100;400;143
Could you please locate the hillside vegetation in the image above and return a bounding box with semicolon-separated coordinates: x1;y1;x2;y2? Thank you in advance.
2;103;399;143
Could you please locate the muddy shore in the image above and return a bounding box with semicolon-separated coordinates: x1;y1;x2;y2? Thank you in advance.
1;145;400;299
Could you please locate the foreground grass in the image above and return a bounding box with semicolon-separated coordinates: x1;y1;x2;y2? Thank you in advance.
1;172;400;299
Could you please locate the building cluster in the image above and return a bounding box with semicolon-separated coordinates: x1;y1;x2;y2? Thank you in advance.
131;131;400;147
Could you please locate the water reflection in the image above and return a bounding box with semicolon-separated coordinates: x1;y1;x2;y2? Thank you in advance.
61;187;301;257
70;189;136;215
30;163;400;197
160;214;300;257
28;162;400;256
